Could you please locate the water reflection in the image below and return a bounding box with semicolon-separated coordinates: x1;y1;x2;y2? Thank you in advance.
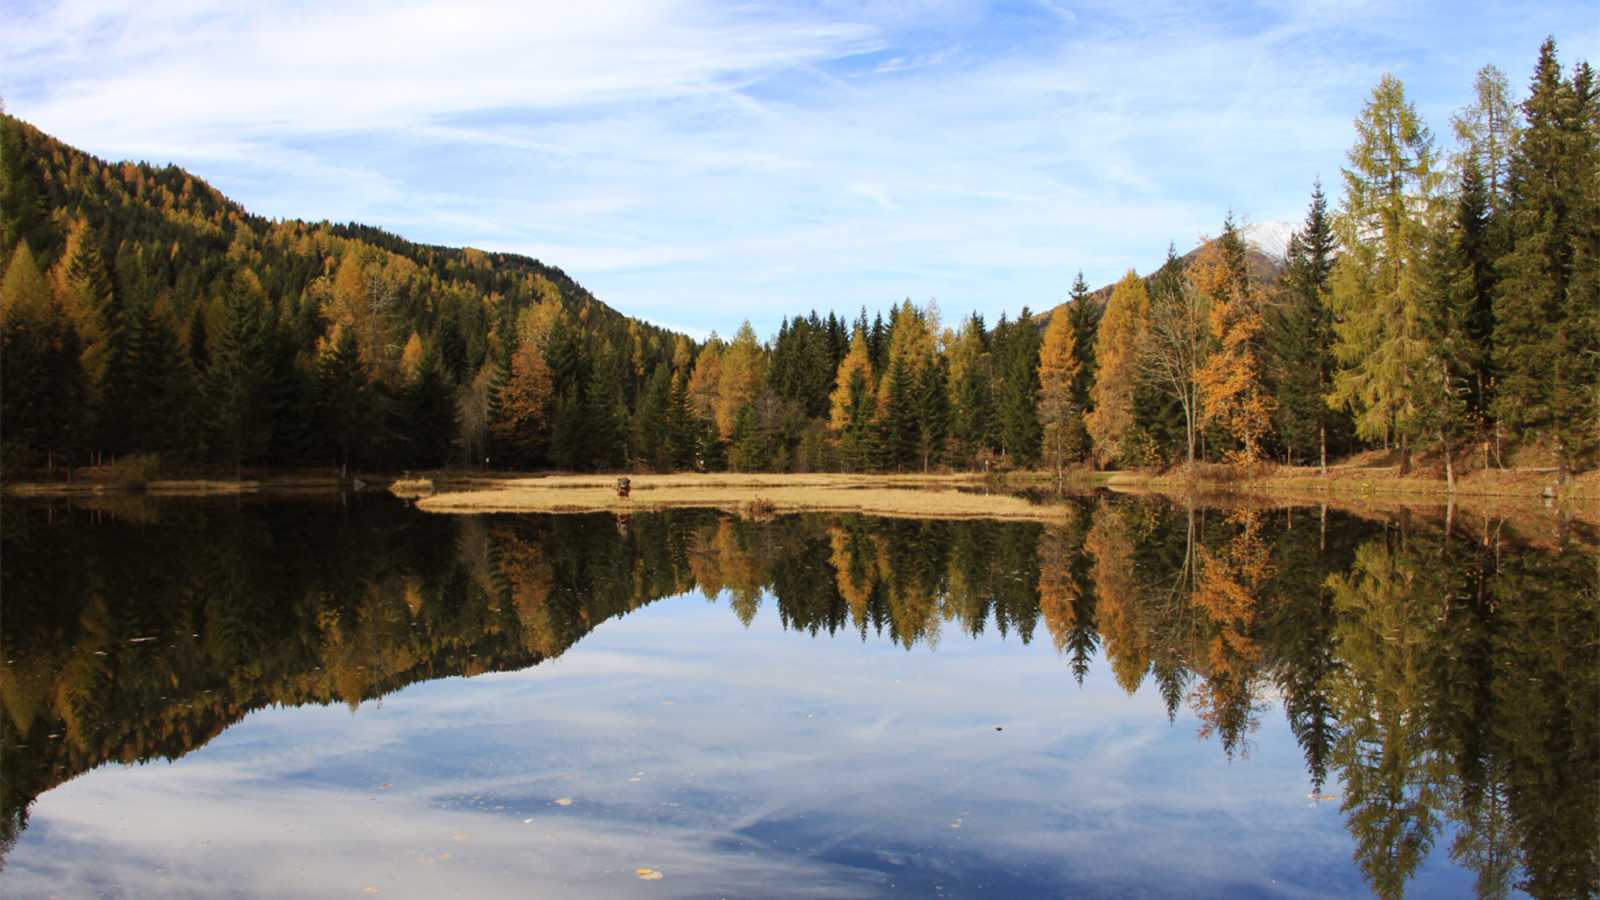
1;495;1594;897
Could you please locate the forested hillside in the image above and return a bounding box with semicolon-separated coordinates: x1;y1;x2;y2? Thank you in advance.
0;114;692;473
2;38;1595;481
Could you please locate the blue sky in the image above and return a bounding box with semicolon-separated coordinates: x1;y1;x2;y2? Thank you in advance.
3;1;1594;338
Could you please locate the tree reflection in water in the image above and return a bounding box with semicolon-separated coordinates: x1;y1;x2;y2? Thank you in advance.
1;494;1594;896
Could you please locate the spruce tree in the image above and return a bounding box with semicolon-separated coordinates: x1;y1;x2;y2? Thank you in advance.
204;272;275;471
1272;183;1339;470
1492;39;1600;478
915;359;949;472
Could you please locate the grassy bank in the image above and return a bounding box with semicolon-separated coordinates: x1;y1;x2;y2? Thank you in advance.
413;472;1067;520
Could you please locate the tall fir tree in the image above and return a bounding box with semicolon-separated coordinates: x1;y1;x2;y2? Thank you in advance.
1492;39;1600;478
204;271;276;471
1271;183;1340;470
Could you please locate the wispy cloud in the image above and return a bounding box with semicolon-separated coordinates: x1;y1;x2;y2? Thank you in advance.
3;0;1595;337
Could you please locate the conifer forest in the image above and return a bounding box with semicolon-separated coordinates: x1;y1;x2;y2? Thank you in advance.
2;39;1595;485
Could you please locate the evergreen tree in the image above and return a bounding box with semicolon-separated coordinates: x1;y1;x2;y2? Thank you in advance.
878;357;919;471
667;370;697;469
204;272;276;470
1272;182;1340;470
400;345;458;468
915;359;949;472
316;329;379;473
633;364;674;471
1492;39;1600;478
993;309;1042;465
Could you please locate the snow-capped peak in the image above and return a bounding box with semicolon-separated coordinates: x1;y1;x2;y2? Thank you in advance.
1238;220;1298;261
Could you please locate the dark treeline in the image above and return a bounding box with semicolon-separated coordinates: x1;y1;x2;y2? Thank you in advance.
3;496;1595;896
2;39;1595;481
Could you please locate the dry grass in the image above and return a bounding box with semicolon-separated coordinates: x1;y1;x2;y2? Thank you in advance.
389;478;436;498
414;472;1068;520
5;478;258;497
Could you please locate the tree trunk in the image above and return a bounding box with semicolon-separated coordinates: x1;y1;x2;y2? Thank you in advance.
1319;423;1327;476
1398;433;1411;476
1442;433;1455;495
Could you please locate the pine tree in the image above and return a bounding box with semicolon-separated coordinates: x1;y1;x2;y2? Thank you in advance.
945;314;991;468
633;364;673;471
316;329;378;474
915;359;949;473
879;357;919;471
993;309;1042;466
402;344;456;468
1329;74;1442;474
1271;183;1340;470
1492;39;1600;478
1065;272;1099;408
667;370;697;469
1087;271;1150;467
204;271;276;471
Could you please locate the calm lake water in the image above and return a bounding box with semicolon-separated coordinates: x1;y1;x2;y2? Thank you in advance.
1;494;1595;899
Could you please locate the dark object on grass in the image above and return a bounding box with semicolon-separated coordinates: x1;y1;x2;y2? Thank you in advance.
616;477;631;498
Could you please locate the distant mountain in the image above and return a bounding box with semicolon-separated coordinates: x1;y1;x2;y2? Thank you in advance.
1237;220;1297;261
1034;223;1293;332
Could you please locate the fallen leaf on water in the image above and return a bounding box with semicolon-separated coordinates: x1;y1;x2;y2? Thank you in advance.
636;868;663;880
361;887;380;894
437;853;451;861
523;818;535;823
949;819;962;829
128;636;158;643
452;832;468;841
553;797;573;807
379;783;392;790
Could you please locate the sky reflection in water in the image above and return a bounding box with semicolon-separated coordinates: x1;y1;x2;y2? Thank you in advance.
1;497;1591;898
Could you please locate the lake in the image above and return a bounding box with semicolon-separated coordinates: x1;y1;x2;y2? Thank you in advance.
1;494;1594;898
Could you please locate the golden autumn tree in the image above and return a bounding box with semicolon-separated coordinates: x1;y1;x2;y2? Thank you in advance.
1037;309;1084;487
686;335;724;424
400;332;424;382
877;299;936;409
1193;221;1276;462
1037;511;1083;654
1087;271;1150;468
1086;500;1152;692
1189;507;1272;758
715;321;765;440
489;341;555;462
829;328;875;431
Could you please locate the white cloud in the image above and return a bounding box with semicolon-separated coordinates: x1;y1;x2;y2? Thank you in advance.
3;0;1595;338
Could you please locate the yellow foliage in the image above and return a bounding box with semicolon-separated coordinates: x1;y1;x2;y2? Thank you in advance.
1086;271;1150;467
401;332;425;382
828;329;875;432
715;322;765;440
687;339;724;423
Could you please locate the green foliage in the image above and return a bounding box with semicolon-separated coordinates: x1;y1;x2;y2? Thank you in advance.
1492;39;1600;475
